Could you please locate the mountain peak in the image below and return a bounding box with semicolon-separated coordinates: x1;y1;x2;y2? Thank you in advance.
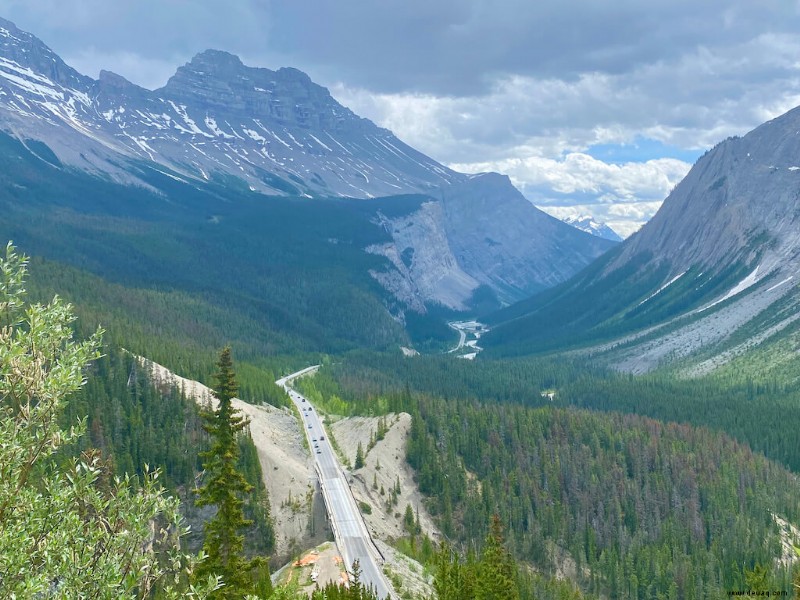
157;51;336;123
97;69;148;96
562;215;622;241
187;49;245;71
0;17;89;89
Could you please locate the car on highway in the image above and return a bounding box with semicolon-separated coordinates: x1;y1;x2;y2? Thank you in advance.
320;436;325;440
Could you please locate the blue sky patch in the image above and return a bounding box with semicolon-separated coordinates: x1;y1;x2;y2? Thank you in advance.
586;137;704;164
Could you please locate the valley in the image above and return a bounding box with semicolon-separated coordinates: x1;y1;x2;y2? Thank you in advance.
2;11;800;600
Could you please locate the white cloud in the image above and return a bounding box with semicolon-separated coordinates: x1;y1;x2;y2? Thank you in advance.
330;29;800;235
449;153;690;238
449;154;690;199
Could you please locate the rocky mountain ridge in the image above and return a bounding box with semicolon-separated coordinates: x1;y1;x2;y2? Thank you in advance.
367;174;615;310
0;17;461;198
486;105;800;371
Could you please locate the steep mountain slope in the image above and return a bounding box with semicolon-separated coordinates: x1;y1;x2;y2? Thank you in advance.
367;173;615;309
485;105;800;370
0;16;616;320
0;17;460;198
0;129;409;357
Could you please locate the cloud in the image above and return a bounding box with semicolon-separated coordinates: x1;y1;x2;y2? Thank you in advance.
332;35;800;162
1;0;275;88
449;153;690;238
329;25;800;234
262;0;800;96
460;154;690;200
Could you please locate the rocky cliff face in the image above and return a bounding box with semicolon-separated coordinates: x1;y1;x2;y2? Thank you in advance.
368;174;616;310
366;201;481;311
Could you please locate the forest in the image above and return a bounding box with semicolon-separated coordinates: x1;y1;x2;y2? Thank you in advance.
296;357;800;598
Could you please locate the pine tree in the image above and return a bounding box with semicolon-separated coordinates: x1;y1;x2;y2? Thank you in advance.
433;542;476;600
194;346;266;598
476;515;519;600
355;441;365;469
404;503;416;535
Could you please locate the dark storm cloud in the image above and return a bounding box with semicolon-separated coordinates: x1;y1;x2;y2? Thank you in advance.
3;0;799;95
267;0;800;95
0;0;274;87
1;0;270;60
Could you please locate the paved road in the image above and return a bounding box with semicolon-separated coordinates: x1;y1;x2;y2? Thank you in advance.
277;368;393;599
448;322;467;353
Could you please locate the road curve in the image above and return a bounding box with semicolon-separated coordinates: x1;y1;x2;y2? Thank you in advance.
277;367;394;600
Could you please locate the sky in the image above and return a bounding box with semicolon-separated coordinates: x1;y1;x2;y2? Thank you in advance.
3;1;800;237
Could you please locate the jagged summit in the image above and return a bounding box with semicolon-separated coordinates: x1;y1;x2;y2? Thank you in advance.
0;17;90;90
0;17;463;197
96;70;149;100
159;49;353;130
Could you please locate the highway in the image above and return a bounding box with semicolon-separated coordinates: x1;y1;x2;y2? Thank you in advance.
277;368;394;600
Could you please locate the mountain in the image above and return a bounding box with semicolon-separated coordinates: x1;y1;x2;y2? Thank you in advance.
0;16;615;319
366;173;615;310
560;214;622;241
0;18;460;198
485;105;800;372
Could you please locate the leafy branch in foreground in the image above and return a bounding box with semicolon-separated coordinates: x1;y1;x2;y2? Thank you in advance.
0;242;218;598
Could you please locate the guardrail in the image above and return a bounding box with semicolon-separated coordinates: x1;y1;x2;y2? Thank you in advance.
315;463;352;571
340;468;387;564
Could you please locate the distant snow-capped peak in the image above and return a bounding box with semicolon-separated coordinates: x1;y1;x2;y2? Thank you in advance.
562;215;622;241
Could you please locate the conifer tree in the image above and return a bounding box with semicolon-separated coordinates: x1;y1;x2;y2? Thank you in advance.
404;503;416;535
354;441;365;469
194;346;267;598
476;515;519;600
433;542;476;600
